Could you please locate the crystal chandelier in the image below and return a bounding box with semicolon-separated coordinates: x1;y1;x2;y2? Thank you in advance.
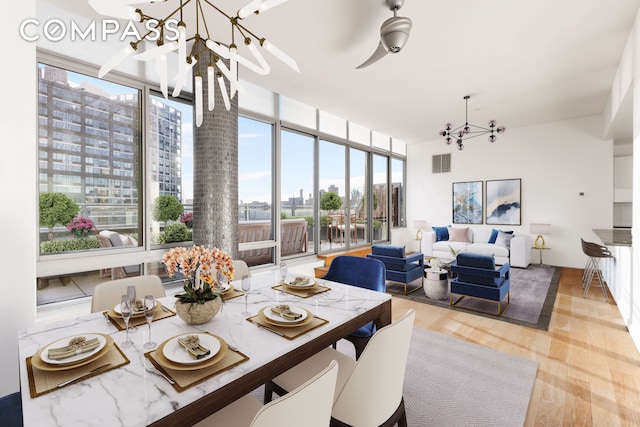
440;95;506;150
89;0;299;126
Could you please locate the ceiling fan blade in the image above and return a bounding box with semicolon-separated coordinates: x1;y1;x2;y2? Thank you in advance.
356;41;388;69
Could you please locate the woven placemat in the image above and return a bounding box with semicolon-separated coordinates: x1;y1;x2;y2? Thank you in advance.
247;313;329;340
104;303;175;331
145;334;249;393
26;343;129;397
221;286;244;301
271;283;331;298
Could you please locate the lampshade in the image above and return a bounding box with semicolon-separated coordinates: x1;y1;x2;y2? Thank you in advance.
530;223;551;235
530;223;551;249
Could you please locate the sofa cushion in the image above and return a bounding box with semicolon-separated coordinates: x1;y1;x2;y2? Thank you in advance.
467;242;510;258
432;226;449;242
489;228;513;243
433;241;467;255
449;227;470;242
371;244;405;258
495;230;515;248
100;230;125;247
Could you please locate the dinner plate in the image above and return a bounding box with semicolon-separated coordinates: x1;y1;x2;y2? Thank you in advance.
215;282;231;293
283;277;316;289
162;333;221;365
153;334;228;371
263;305;308;323
32;334;114;371
40;334;107;365
113;300;158;317
258;306;315;328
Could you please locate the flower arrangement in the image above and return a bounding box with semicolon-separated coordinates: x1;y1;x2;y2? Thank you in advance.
449;245;463;257
66;216;96;239
180;211;193;229
162;245;234;304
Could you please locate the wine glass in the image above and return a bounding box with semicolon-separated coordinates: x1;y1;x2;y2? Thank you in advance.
280;263;288;283
120;294;133;348
241;275;252;316
143;295;156;350
126;285;138;332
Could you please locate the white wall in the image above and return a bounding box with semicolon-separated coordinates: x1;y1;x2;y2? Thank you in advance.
0;0;37;397
406;115;613;269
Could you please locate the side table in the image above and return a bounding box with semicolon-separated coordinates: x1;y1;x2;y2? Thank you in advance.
532;247;551;266
424;268;448;300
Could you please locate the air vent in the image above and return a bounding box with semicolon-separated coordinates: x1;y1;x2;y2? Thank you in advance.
432;154;451;173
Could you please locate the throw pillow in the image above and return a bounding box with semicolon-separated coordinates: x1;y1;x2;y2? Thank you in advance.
448;227;470;242
495;230;514;248
432;226;449;242
489;228;513;243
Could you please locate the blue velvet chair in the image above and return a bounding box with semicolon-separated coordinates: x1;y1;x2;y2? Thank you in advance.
0;391;22;427
322;255;386;359
450;253;510;316
366;244;424;295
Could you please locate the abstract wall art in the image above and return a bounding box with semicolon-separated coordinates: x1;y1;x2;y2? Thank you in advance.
452;181;483;224
485;178;521;225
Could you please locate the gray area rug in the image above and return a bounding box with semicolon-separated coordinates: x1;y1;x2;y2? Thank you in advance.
392;265;561;330
253;327;538;427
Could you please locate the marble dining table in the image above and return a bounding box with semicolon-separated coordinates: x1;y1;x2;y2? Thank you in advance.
18;271;392;426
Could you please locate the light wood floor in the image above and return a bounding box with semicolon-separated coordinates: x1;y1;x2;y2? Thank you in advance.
391;267;640;426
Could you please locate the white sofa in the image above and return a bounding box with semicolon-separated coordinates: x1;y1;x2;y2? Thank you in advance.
420;227;531;268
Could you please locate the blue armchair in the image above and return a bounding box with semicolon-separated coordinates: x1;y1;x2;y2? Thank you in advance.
367;244;424;295
450;253;510;316
322;255;386;359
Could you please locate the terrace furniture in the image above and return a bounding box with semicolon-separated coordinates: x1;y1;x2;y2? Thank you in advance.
195;360;338;427
90;275;166;313
450;253;511;316
96;230;140;279
322;255;386;359
238;219;307;266
367;244;424;295
264;309;415;427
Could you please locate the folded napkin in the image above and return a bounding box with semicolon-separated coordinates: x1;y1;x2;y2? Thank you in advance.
177;335;211;359
47;336;100;360
271;304;303;320
288;277;310;286
132;299;145;313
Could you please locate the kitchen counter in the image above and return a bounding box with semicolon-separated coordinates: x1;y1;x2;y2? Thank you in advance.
592;228;632;246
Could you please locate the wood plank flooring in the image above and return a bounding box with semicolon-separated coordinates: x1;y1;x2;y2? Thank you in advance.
390;267;640;426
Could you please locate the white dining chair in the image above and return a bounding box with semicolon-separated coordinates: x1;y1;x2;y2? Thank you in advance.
90;275;166;313
264;309;415;427
194;359;338;427
233;259;251;279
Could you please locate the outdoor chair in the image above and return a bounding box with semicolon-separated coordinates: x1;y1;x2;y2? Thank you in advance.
321;255;386;359
264;309;415;427
367;244;424;295
450;253;510;316
195;360;338;427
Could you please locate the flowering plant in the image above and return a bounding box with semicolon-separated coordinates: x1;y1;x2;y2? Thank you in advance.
66;216;96;239
180;211;193;229
162;245;234;304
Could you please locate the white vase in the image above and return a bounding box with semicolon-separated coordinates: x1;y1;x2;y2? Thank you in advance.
175;297;222;324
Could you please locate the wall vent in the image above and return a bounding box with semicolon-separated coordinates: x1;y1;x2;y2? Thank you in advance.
432;154;451;173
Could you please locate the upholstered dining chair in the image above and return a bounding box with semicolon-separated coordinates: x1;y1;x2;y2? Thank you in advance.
194;360;338;427
264;309;415;427
90;275;166;313
233;259;251;279
322;255;386;359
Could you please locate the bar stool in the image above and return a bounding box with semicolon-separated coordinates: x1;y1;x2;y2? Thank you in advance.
580;238;612;301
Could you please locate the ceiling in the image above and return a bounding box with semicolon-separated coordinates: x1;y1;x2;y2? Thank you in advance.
45;0;640;144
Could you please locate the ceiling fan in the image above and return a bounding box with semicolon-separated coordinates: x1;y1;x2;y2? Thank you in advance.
356;0;412;69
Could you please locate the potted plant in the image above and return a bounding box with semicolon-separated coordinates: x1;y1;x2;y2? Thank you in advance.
67;216;96;239
39;192;79;241
152;195;184;224
161;245;234;324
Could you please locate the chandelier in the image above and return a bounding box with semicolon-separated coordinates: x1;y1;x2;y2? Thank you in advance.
88;0;299;126
439;95;506;150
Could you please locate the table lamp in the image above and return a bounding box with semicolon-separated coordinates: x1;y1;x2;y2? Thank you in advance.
530;223;551;249
414;220;429;240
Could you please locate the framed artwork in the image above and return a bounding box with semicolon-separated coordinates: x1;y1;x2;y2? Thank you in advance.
485;179;521;225
452;181;483;224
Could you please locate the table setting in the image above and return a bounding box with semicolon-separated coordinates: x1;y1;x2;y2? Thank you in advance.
19;258;392;427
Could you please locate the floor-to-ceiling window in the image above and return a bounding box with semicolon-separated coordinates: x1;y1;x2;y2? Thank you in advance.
373;153;389;242
319;140;347;251
350;147;369;244
280;130;315;258
391;157;405;228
